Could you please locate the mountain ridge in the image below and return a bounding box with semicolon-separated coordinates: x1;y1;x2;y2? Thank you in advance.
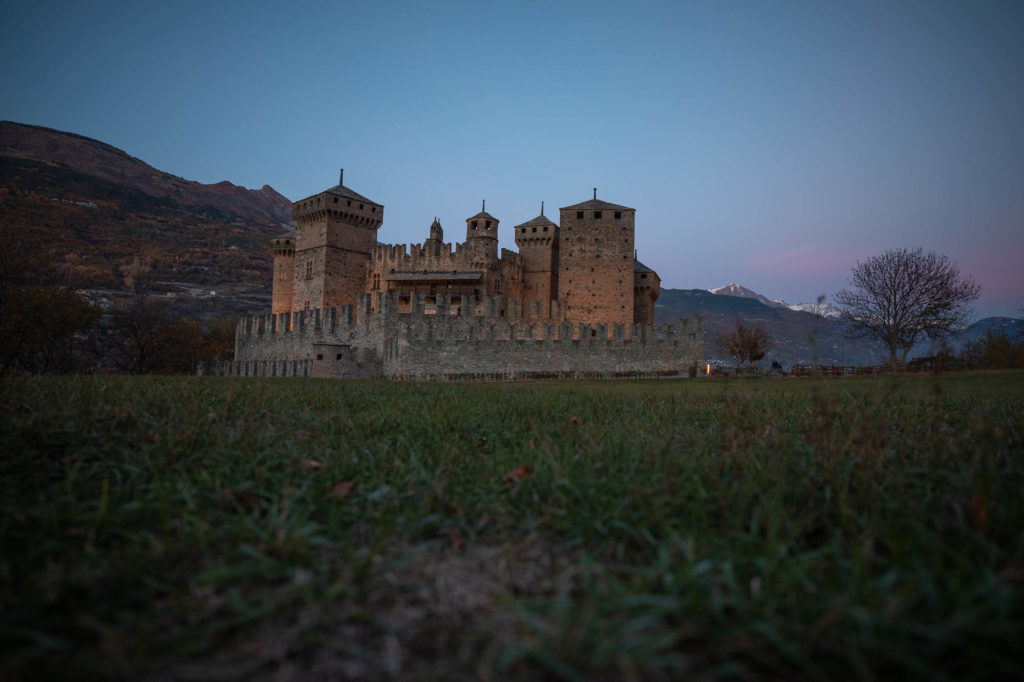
0;121;292;227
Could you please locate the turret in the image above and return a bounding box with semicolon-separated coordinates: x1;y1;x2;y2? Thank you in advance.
270;232;295;315
465;200;499;262
514;201;559;316
424;217;444;256
429;217;444;243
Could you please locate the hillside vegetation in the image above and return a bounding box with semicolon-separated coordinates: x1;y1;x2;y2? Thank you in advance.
0;122;289;321
2;373;1022;680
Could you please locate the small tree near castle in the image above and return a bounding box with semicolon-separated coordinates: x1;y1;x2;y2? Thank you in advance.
717;320;772;370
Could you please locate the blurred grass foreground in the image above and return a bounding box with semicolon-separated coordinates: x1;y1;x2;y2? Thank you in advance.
2;372;1023;680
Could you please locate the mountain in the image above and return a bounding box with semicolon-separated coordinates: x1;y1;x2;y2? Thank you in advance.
909;316;1024;357
0;121;292;320
710;282;840;317
656;289;885;366
662;287;1022;367
0;122;291;226
709;282;785;308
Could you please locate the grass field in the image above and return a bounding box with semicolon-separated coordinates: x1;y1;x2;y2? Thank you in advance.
2;372;1023;680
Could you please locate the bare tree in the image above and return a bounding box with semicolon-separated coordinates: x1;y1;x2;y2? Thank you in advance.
835;248;980;369
717;320;772;369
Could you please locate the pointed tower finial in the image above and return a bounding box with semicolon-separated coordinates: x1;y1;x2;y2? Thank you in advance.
593;187;597;200
482;199;486;212
339;168;344;186
541;201;544;216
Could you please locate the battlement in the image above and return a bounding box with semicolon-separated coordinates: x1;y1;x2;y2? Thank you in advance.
372;240;465;267
222;292;703;381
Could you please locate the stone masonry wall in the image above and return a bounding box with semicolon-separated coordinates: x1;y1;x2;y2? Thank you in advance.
209;293;704;381
558;207;634;326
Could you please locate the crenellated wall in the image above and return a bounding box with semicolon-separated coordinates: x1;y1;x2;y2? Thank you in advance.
200;292;704;381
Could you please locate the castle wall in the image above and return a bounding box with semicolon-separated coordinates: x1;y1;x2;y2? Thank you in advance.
215;293;703;381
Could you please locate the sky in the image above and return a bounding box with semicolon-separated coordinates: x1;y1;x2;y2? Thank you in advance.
2;0;1022;318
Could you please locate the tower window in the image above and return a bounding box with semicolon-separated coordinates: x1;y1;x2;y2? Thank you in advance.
305;261;313;279
372;207;376;212
333;197;338;203
472;221;478;229
532;227;537;233
359;204;364;209
521;228;526;233
576;211;583;219
615;211;621;219
594;211;602;218
485;220;492;228
543;226;548;232
347;200;352;206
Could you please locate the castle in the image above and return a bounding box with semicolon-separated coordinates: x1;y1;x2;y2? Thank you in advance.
206;171;703;380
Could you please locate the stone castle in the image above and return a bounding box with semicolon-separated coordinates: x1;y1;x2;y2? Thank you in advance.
206;171;703;380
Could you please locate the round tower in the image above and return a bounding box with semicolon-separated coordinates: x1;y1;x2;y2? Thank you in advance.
270;232;295;315
465;200;499;262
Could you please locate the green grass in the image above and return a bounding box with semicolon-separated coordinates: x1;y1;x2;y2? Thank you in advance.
1;372;1023;680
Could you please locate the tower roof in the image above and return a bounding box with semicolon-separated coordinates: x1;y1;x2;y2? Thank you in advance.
467;210;498;221
561;198;633;211
634;258;656;274
324;183;380;206
515;214;558;228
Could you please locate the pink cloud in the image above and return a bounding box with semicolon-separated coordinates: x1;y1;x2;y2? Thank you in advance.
745;244;852;277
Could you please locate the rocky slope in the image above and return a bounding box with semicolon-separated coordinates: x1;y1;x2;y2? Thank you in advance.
0;121;291;226
0;121;292;321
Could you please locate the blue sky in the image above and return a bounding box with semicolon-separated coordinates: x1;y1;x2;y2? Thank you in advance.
2;0;1022;317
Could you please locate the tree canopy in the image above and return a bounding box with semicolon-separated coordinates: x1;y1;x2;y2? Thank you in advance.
834;248;980;368
717;320;772;369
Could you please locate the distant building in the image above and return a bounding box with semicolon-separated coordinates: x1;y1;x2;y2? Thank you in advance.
210;171;701;380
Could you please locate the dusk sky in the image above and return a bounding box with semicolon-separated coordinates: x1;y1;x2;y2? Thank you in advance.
2;0;1022;317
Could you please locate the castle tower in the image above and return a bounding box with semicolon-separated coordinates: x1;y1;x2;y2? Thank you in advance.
633;257;661;326
291;169;383;311
424;217;444;256
270;232;295;315
465;200;499;264
514;202;559;317
558;189;635;326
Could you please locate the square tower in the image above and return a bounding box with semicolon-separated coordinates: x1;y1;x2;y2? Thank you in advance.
291;170;383;311
514;204;559;317
557;193;635;326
